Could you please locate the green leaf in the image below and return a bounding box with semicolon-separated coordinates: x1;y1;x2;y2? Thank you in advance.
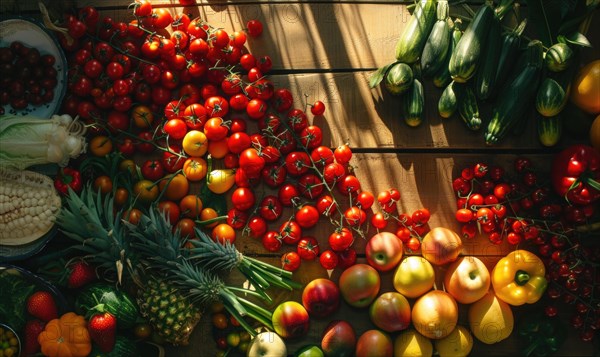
559;33;592;47
369;62;396;89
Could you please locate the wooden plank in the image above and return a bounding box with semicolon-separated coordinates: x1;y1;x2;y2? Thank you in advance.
268;72;557;150
9;3;599;71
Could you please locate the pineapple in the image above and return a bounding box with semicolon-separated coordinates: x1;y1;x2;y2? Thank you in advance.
56;186;202;345
137;275;201;346
58;186;297;341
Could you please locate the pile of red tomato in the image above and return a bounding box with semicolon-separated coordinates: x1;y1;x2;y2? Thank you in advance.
54;1;434;274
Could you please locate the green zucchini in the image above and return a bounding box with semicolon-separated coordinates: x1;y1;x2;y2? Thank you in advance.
384;62;414;95
459;86;482;130
448;4;495;83
403;78;424;127
545;42;574;72
438;81;464;119
449;0;514;83
395;0;437;64
474;12;502;100
432;24;462;88
493;20;527;97
484;40;544;145
420;1;451;77
75;283;140;329
537;112;562;147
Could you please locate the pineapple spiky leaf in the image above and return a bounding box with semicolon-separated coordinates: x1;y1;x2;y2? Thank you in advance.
56;185;138;285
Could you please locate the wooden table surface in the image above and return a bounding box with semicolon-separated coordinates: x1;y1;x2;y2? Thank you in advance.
4;0;600;356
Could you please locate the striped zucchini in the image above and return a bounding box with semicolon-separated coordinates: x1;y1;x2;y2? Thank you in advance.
448;4;495;83
459;86;482;130
403;79;425;127
537;113;562;147
449;0;514;83
536;59;577;117
545;43;574;72
484;40;544;145
438;81;464;119
395;0;437;64
384;62;414;95
433;25;462;88
474;12;502;100
535;77;569;117
421;1;451;77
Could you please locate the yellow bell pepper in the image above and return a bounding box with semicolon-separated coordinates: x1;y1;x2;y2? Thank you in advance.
491;249;547;306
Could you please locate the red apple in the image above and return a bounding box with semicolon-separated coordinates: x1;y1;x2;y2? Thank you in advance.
272;301;310;339
444;256;491;304
421;227;463;265
338;264;381;308
302;278;340;318
355;329;393;357
321;320;356;357
369;291;411;332
365;232;403;272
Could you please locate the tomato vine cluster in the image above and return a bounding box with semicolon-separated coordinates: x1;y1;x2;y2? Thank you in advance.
452;156;600;343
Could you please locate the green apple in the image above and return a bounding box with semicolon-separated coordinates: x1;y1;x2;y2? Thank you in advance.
246;331;287;357
294;344;325;357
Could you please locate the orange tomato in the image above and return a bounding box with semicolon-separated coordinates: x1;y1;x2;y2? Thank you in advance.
89;135;113;157
159;173;189;201
177;218;197;239
183;157;208;181
208;137;230;159
199;207;220;228
122;208;143;225
179;194;203;218
182;130;208;157
114;187;129;207
131;104;155;128
158;200;181;225
93;175;113;195
134;179;159;203
212;223;236;244
570;60;600;115
119;159;137;175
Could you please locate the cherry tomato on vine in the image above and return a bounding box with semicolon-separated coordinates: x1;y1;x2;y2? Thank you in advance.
297;236;319;260
311;100;326;116
163;118;188;140
279;220;302;245
295;205;320;228
319;250;338;270
281;251;301;272
329;228;354;252
262;231;282;252
246;19;263;37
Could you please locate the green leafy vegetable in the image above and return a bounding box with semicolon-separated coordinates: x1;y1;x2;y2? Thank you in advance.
0;269;36;331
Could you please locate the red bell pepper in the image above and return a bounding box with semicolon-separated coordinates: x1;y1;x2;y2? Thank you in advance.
54;167;82;196
551;144;600;205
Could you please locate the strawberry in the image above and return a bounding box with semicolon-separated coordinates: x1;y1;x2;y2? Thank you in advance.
26;291;58;322
22;319;46;355
67;260;97;288
88;312;117;353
